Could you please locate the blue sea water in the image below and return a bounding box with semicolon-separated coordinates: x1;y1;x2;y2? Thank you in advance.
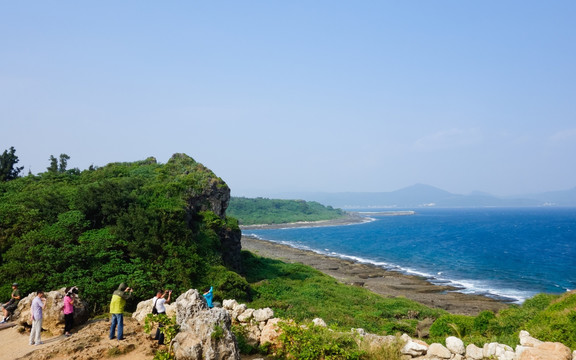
244;207;576;303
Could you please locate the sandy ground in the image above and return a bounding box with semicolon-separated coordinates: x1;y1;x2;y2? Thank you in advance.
241;216;509;316
0;317;157;360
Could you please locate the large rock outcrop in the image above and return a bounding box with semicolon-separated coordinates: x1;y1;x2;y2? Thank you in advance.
169;153;242;272
134;289;239;360
14;288;89;335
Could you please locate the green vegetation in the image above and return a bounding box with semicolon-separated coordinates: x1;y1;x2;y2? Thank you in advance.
0;153;244;313
228;197;345;225
277;321;364;360
427;293;576;349
240;251;576;353
242;251;446;335
144;313;179;360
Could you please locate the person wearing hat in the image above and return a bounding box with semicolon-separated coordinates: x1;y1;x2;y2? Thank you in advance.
109;283;133;340
1;283;21;323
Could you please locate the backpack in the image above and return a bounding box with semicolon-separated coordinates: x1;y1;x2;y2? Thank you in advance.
152;298;158;315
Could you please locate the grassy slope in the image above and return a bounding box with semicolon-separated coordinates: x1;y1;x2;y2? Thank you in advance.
240;250;576;350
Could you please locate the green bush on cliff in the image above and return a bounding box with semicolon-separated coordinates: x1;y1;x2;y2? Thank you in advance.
0;154;244;313
228;197;345;225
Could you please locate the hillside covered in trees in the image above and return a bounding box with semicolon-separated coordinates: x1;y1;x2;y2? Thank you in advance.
0;153;248;312
227;197;346;225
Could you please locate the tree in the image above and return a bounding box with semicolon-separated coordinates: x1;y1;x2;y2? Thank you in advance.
0;146;24;181
47;153;70;173
47;155;58;173
58;154;70;173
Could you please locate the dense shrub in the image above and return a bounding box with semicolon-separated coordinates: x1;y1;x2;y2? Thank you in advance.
0;154;244;313
277;321;363;360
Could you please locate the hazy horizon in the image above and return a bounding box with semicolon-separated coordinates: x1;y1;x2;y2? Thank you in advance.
2;2;575;198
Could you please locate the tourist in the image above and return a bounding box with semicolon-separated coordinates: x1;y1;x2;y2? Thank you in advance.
29;290;46;345
152;289;172;345
203;286;213;308
63;286;78;336
1;282;20;323
109;283;133;340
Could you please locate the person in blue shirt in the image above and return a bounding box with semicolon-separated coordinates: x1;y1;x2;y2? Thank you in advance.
202;287;213;308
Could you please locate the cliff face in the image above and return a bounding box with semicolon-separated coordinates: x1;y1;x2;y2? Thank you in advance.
168;153;242;272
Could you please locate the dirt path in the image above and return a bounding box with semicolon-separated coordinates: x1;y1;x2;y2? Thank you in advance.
0;318;156;360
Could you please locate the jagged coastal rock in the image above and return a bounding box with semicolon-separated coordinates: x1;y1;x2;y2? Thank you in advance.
133;289;240;360
14;287;89;335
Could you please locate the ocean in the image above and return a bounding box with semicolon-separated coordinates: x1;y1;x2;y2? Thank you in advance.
244;207;576;304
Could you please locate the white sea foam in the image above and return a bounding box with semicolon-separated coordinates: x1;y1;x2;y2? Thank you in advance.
252;238;532;303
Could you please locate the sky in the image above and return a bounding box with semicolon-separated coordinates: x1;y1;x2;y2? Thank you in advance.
1;1;575;197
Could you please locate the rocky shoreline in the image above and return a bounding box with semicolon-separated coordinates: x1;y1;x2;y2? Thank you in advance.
240;216;509;316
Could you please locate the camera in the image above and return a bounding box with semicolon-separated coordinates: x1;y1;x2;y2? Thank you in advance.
66;286;79;296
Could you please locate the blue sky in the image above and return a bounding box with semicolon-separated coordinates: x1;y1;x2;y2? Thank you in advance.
1;1;575;197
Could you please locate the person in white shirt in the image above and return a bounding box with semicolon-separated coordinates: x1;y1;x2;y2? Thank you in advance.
153;289;172;345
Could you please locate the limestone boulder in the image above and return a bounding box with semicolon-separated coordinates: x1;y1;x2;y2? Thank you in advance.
401;340;428;357
237;308;254;323
519;330;543;347
222;299;238;310
427;343;451;359
259;318;282;347
445;336;465;355
15;288;89;335
231;303;247;321
175;289;210;325
240;322;261;347
253;307;274;322
312;318;327;327
172;289;239;360
518;342;572;360
465;344;484;360
484;342;514;359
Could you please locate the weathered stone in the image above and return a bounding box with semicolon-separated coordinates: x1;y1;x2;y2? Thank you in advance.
240;322;261;347
519;330;543;347
353;328;367;336
427;343;451;359
230;303;247;321
15;288;89;335
260;318;282;347
253;307;274;322
401;333;412;342
172;290;239;360
483;342;513;359
518;341;572;360
401;340;428;356
465;344;484;360
452;354;464;360
445;336;465;355
501;350;516;360
237;308;254;323
176;289;209;326
312;318;327;327
222;299;238;310
132;297;176;323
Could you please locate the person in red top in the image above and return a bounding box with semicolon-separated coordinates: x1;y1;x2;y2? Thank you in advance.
62;286;77;336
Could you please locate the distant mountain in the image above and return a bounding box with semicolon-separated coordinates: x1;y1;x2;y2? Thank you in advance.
521;187;576;206
272;184;575;208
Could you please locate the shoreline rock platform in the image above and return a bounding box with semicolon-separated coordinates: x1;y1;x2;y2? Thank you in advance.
241;216;509;316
